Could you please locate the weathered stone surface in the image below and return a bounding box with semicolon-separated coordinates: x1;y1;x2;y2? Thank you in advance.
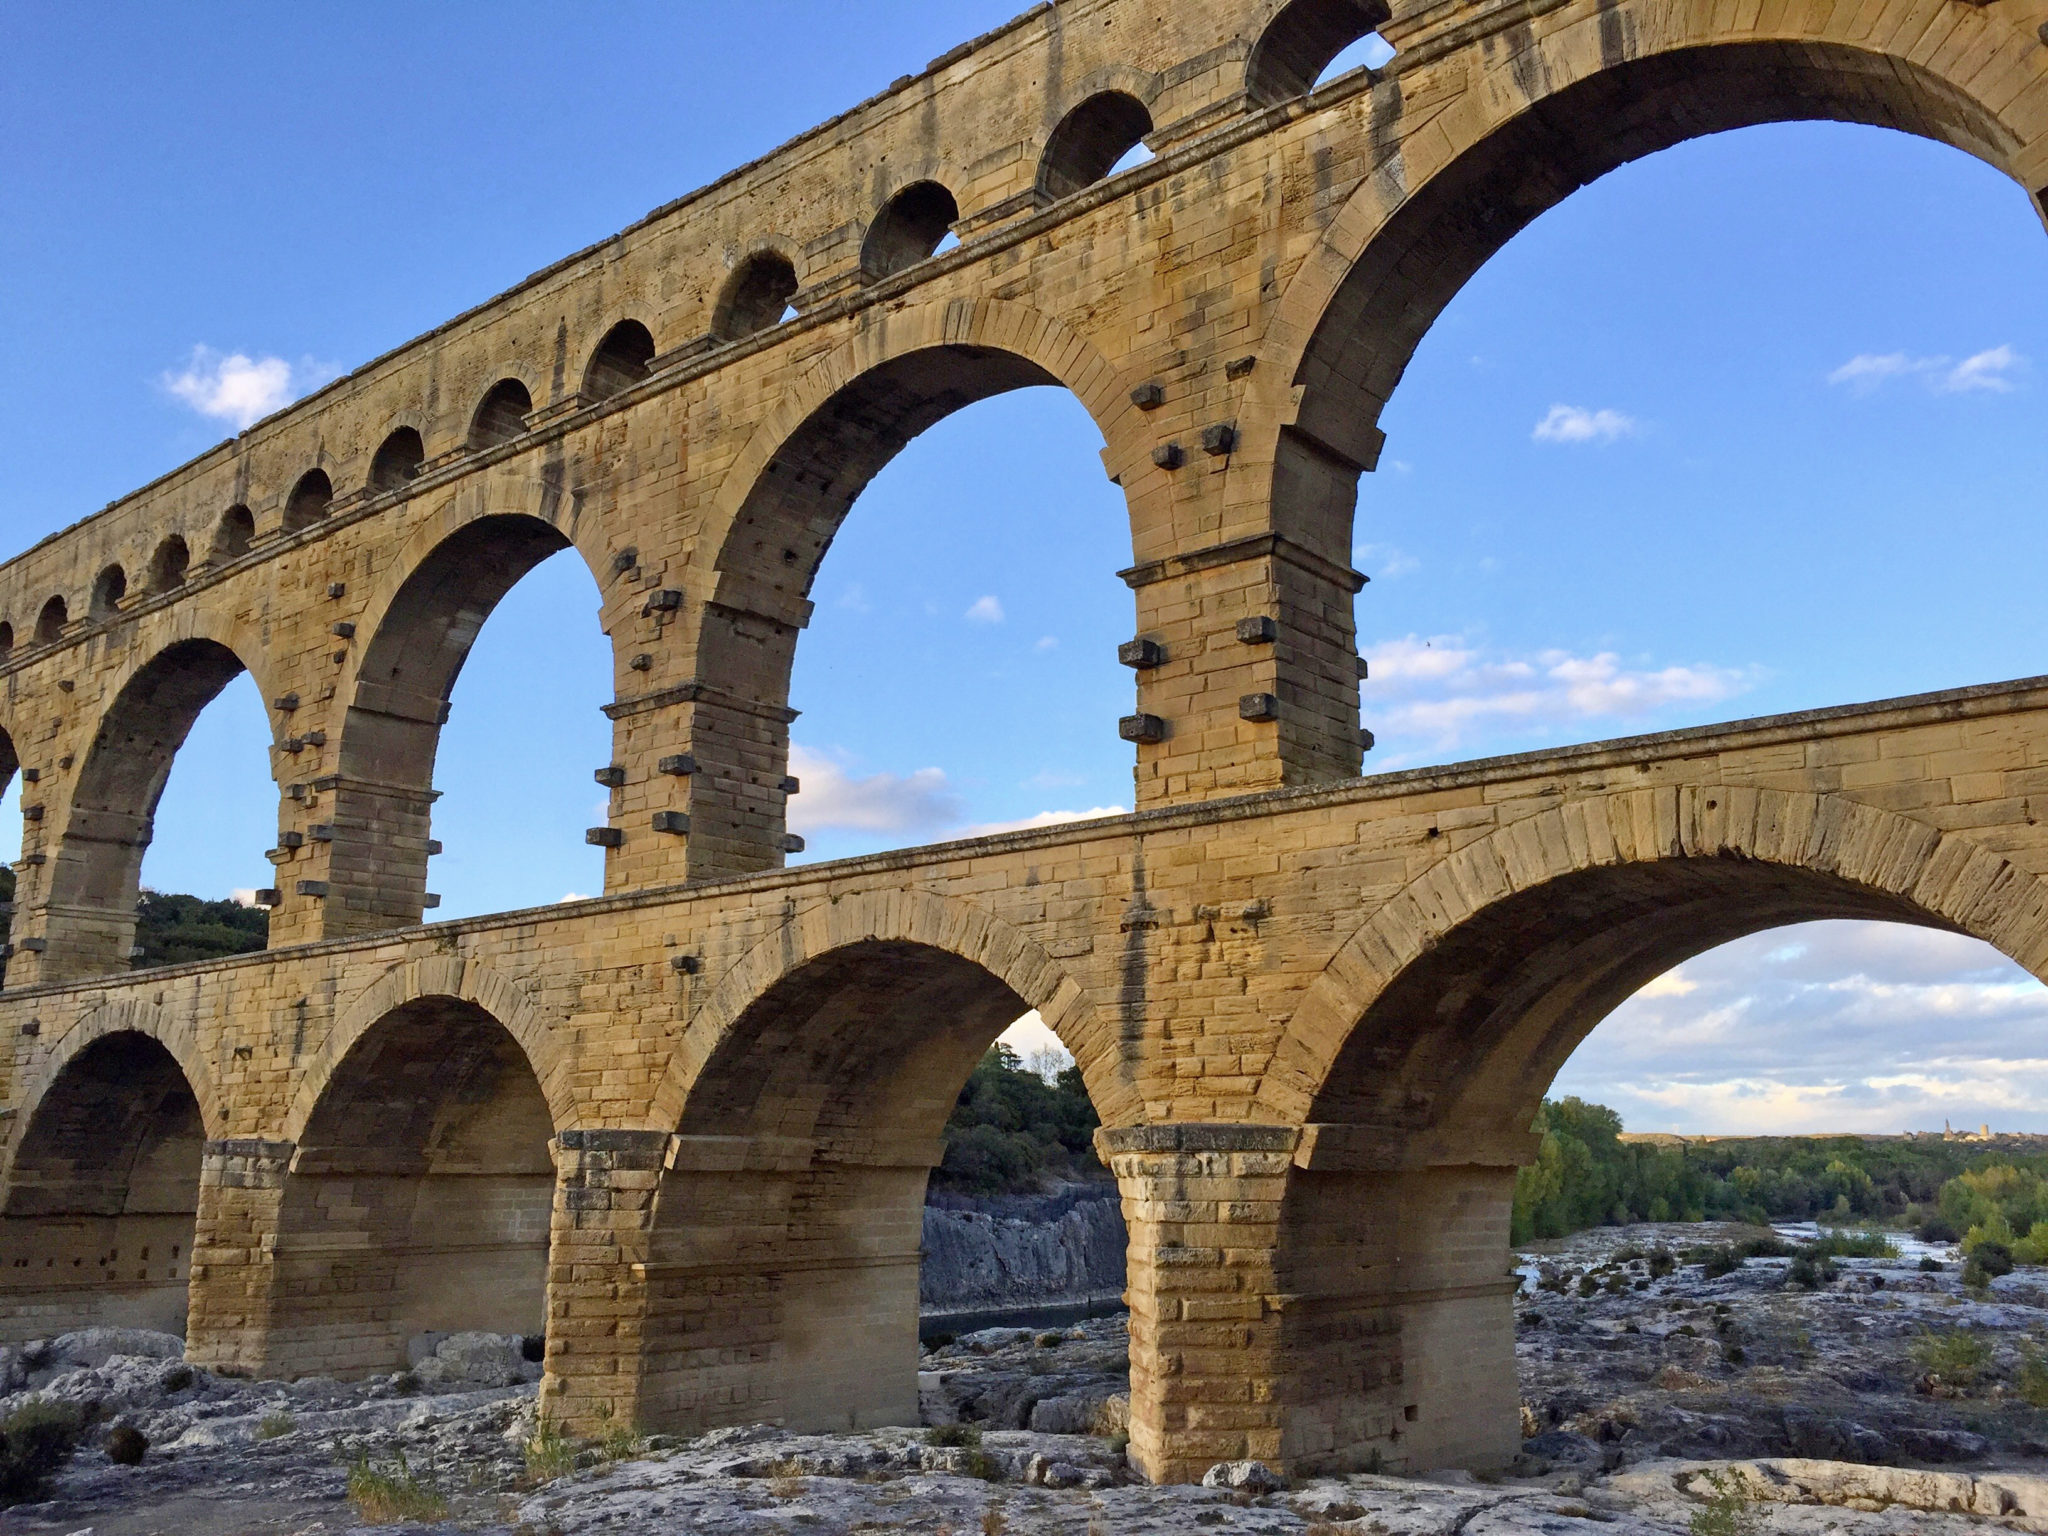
5;0;2048;1488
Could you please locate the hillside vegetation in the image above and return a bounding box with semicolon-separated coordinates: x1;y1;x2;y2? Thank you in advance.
0;870;268;981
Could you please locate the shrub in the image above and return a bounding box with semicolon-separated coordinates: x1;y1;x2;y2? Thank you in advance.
1648;1247;1677;1278
926;1423;983;1448
346;1451;448;1523
2018;1344;2048;1408
1911;1328;1992;1387
1807;1230;1896;1260
1920;1257;1944;1272
254;1412;295;1441
1689;1468;1760;1536
1785;1253;1837;1290
1975;1241;2016;1278
103;1424;147;1466
0;1402;86;1504
524;1417;577;1485
1696;1246;1740;1280
1576;1274;1598;1298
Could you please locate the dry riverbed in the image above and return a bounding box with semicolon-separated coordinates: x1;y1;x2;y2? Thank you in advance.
5;1222;2048;1533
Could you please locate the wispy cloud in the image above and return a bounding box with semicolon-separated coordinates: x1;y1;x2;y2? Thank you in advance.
1555;921;2048;1134
161;346;338;430
1361;634;1757;761
1532;404;1636;445
787;746;1122;843
787;745;962;836
1828;345;2023;396
1354;542;1420;580
965;595;1005;624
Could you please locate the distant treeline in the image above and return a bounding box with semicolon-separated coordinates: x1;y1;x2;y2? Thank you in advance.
1514;1096;2048;1248
0;869;268;982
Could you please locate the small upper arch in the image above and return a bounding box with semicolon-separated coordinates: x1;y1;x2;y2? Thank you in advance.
712;249;800;342
90;563;128;619
1246;0;1393;106
1038;92;1155;200
283;469;333;534
369;426;426;493
0;622;14;660
212;504;256;562
35;595;68;645
860;181;960;281
149;535;191;592
468;378;535;450
582;319;657;402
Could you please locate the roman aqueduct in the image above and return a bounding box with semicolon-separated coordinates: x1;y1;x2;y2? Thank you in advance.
4;0;2048;1483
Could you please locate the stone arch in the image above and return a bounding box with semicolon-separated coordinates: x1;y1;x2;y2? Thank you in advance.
149;535;191;592
211;505;255;562
860;180;960;280
635;888;1121;1434
657;886;1127;1131
582;318;657;402
679;299;1142;876
368;425;426;492
711;248;800;341
1254;787;2048;1130
7;999;224;1169
283;468;333;534
0;1015;214;1341
325;490;611;935
468;377;536;450
1038;90;1156;200
269;964;564;1378
40;630;275;981
35;596;67;645
1246;0;1391;107
284;952;575;1146
1246;9;2047;575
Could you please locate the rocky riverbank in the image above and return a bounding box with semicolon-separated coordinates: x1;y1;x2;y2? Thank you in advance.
920;1181;1125;1329
7;1221;2048;1533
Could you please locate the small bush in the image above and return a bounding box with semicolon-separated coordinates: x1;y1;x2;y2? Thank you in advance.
1911;1327;1992;1387
2018;1344;2048;1408
254;1412;295;1441
1690;1468;1760;1536
347;1451;448;1523
1696;1246;1739;1280
1785;1253;1837;1290
0;1402;87;1503
1920;1256;1944;1272
1576;1274;1598;1298
1036;1332;1063;1348
591;1402;647;1464
1918;1218;1961;1244
1807;1231;1896;1260
1964;1258;1994;1292
524;1416;577;1485
926;1423;983;1448
959;1448;1005;1482
1648;1248;1677;1278
104;1425;147;1466
1976;1241;2016;1278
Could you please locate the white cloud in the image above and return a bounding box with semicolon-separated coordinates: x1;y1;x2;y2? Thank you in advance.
1532;404;1636;444
1035;635;1059;651
230;887;262;908
1553;920;2048;1134
960;806;1126;838
1353;542;1419;579
787;745;961;836
558;892;594;904
998;1009;1075;1078
161;346;336;430
1828;345;2023;396
1361;634;1756;761
965;595;1005;624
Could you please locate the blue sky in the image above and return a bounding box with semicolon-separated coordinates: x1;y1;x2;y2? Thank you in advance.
3;5;2046;1131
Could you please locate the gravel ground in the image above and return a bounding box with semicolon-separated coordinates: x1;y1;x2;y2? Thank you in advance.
3;1222;2046;1533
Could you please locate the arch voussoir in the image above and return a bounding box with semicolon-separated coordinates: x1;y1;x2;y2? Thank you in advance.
10;998;225;1160
1255;788;2048;1125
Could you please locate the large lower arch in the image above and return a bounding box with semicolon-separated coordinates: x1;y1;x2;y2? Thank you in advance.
1249;11;2046;612
0;1025;209;1342
264;993;559;1379
1221;788;2048;1476
586;891;1117;1435
676;301;1143;880
325;499;608;938
39;637;264;981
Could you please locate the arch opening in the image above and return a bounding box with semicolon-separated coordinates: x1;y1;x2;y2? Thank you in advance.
1265;848;2006;1475
713;252;800;342
35;596;67;645
44;639;266;979
369;427;425;492
272;998;554;1379
0;623;13;659
1039;93;1155;200
91;564;127;619
213;504;255;561
861;182;961;280
284;470;332;534
708;345;1131;869
1247;0;1393;106
0;1032;203;1342
468;379;533;451
149;535;190;592
1283;43;2020;577
335;515;603;929
645;940;1110;1433
582;320;655;402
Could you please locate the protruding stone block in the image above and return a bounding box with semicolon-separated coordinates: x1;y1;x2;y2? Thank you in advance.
1120;714;1167;744
1119;638;1167;669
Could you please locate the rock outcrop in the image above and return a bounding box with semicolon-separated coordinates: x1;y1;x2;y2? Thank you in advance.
920;1181;1125;1318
